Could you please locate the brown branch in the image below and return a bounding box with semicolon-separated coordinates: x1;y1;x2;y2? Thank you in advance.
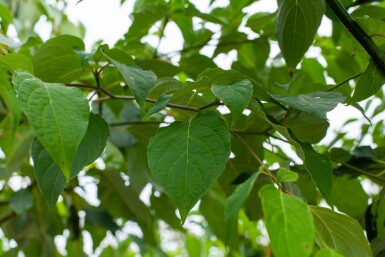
109;120;163;127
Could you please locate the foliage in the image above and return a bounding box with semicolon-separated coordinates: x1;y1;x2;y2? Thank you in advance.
0;0;384;256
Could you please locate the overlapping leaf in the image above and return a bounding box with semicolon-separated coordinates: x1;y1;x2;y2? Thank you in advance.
103;51;157;107
147;111;231;222
32;35;85;83
212;80;253;124
310;206;372;257
13;70;89;178
32;113;109;208
276;0;325;67
259;185;315;257
271;92;345;120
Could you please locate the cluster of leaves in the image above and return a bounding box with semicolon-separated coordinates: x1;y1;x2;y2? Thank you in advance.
0;0;385;256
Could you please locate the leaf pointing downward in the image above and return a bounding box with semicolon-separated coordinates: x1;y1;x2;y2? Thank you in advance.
147;111;231;222
12;70;89;179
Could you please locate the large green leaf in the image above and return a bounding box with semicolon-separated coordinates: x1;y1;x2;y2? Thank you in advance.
314;249;344;257
259;185;315;257
0;53;33;73
225;170;261;240
32;35;85;83
276;0;325;68
32;113;109;208
211;79;253;124
13;70;89;178
271;92;345;120
332;175;368;217
147;111;231;222
351;61;385;103
103;51;157;108
310;206;372;257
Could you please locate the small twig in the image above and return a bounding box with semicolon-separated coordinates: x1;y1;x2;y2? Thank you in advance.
199;100;221;110
109;120;163;127
0;211;16;225
331;157;385;183
326;72;362;92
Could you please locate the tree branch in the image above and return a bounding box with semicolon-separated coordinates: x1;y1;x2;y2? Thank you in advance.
326;0;385;74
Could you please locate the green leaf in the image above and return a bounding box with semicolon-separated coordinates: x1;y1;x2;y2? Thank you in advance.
0;53;33;73
225;170;261;240
144;94;172;117
259;184;315;257
212;80;253;124
271;92;345;120
13;70;89;178
10;189;33;215
314;249;344;257
351;61;385;103
103;50;157;108
299;142;333;204
277;168;299;182
148;111;231;222
276;0;325;68
283;111;329;144
332;175;368;217
310;206;372;257
32;35;85;83
32;113;109;208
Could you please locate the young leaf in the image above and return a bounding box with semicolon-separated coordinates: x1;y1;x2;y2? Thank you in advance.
144;94;172;117
276;0;325;68
271;92;345;120
32;113;109;208
103;51;157;107
32;35;85;83
13;70;90;178
225;170;261;240
277;167;299;182
147;111;231;222
310;206;372;257
211;79;253;124
0;53;33;73
350;60;385;103
259;184;315;257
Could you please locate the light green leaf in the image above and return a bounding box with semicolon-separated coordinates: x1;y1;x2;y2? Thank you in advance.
103;51;157;107
10;189;33;214
13;70;89;178
277;168;299;182
276;0;325;68
225;170;261;240
32;114;109;208
259;184;315;257
212;80;253;124
310;206;372;257
32;35;85;83
299;142;333;204
271;92;345;120
147;111;231;222
314;249;344;257
351;61;385;103
0;53;33;73
145;94;172;117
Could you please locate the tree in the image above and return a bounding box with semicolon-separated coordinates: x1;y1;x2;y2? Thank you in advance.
0;0;384;256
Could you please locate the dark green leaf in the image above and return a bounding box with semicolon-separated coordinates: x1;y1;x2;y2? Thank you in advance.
148;111;231;222
103;51;157;107
276;0;325;67
13;70;89;178
351;61;385;103
10;189;33;214
212;80;253;124
271;92;345;120
145;94;172;117
32;35;85;83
